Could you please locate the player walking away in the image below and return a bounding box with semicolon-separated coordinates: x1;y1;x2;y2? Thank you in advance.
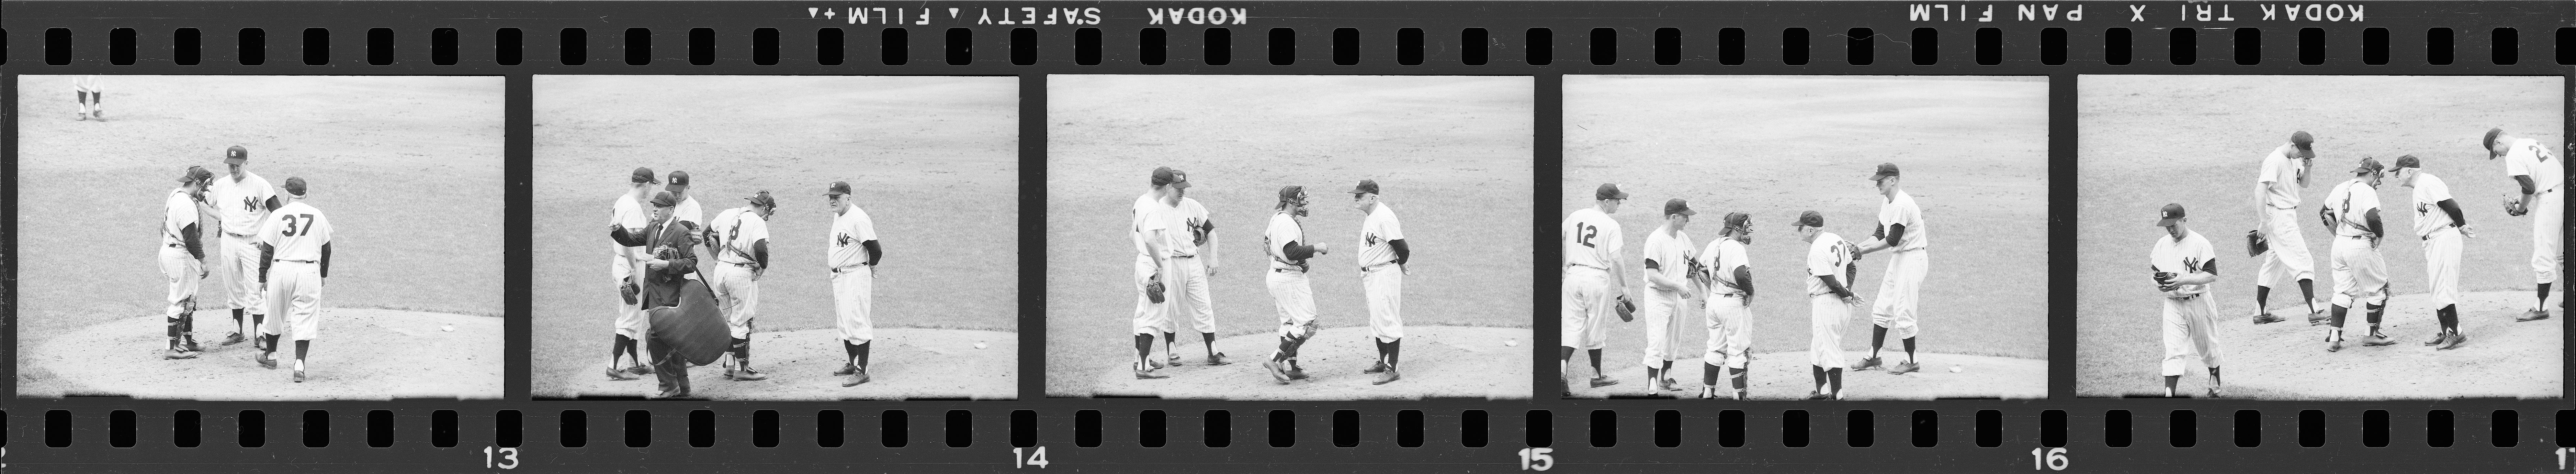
637;191;704;395
1851;163;1930;375
2486;128;2562;322
667;171;707;280
1797;211;1862;400
74;75;104;121
2391;156;2478;350
1352;179;1412;385
2252;131;2328;325
253;177;334;383
708;191;777;381
1692;212;1756;400
604;168;658;381
1261;186;1329;384
825;181;886;387
1130;168;1187;379
2320;158;2395;351
2150;204;2225;398
1560;184;1631;395
162;166;219;359
209;146;282;351
1638;199;1696;393
1172;186;1229;366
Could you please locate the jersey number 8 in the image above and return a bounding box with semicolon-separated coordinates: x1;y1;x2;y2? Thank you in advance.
279;214;317;236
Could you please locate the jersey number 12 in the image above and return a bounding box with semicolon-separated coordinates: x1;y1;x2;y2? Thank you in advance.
1575;224;1599;248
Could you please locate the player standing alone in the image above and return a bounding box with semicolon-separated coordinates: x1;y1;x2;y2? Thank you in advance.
161;166;218;359
255;177;334;383
1560;184;1631;394
1261;186;1329;384
1352;179;1411;385
825;181;885;387
2486;128;2561;322
1637;199;1696;393
1692;212;1756;400
73;75;105;121
604;168;658;381
2150;204;2224;398
210;146;282;351
2251;132;2328;325
2391;155;2477;349
2319;158;2395;351
1171;184;1227;366
1797;211;1862;400
1851;163;1930;375
708;191;776;381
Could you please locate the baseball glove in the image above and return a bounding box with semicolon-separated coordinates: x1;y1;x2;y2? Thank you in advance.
620;282;640;305
2317;205;2338;230
1615;296;1638;322
2504;195;2530;216
2245;230;2268;257
1144;277;1167;304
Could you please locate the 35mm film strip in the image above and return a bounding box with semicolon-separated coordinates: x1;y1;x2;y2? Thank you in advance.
2;1;2571;472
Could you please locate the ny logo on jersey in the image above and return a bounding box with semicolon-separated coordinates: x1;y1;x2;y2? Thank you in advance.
1365;232;1382;246
836;232;854;247
2418;202;2432;216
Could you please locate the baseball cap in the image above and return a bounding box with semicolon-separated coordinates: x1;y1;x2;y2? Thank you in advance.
2289;131;2316;158
2352;157;2385;174
1724;212;1752;230
650;191;680;207
1663;198;1696;216
746;190;777;207
1594;183;1628;200
1793;210;1824;228
2392;154;2422;169
2156;203;2187;226
823;181;852;196
179;166;214;183
282;176;309;196
2483;128;2505;151
1151;167;1191;188
665;170;691;194
1278;185;1307;203
1870;162;1902;181
631;167;659;184
1349;179;1380;195
224;146;250;164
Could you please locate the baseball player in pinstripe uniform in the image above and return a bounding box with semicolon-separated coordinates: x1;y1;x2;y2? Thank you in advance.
255;177;334;383
825;181;885;387
2486;128;2561;322
1637;199;1696;392
1131;167;1188;379
2319;157;2394;351
667;171;707;281
209;146;282;351
1352;179;1411;385
1692;212;1755;400
1798;211;1862;400
1172;187;1228;366
605;167;658;381
707;191;776;381
1852;163;1929;375
1261;186;1328;384
161;166;219;359
1561;184;1631;395
2390;155;2477;349
2252;132;2329;325
2151;203;2225;398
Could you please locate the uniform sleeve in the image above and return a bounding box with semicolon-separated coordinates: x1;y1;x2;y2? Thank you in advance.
2258;155;2281;184
2506;150;2533;178
2195;239;2220;274
2425;177;2454;202
742;214;771;245
1379;212;1405;242
1807;243;1836;276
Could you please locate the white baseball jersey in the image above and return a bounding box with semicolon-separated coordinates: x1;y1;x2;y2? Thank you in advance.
1357;204;1405;268
1805;232;1855;296
2257;144;2306;209
2409;173;2458;238
258;201;333;261
164;189;201;249
711;207;771;266
2324;180;2383;238
1640;227;1693;294
1172;197;1211;257
1696;238;1750;296
609;193;649;279
208;172;277;236
74;75;104;93
1130;192;1176;257
1875;190;1928;251
1561;207;1622;271
827;205;879;270
675;196;705;232
2151;230;2218;298
2502;138;2563;195
1263;212;1307;271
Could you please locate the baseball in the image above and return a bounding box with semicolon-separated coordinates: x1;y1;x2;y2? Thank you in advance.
1504;339;1518;347
1949;366;1962;373
974;342;988;350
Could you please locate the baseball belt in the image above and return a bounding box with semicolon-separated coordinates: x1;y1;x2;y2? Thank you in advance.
274;259;316;263
723;261;759;268
1362;262;1397;272
166;243;185;249
832;264;870;274
1171;254;1197;259
1273;267;1302;274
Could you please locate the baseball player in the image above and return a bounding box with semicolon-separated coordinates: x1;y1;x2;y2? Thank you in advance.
1797;211;1863;400
1261;186;1329;384
2150;203;2225;398
1130;168;1187;379
161;166;219;359
638;191;704;395
667;170;707;280
2319;157;2394;351
706;191;776;381
1561;184;1631;394
208;146;282;350
1352;179;1411;385
1637;199;1697;392
2251;131;2328;325
253;177;333;383
1171;185;1228;366
604;167;658;381
1692;212;1756;400
2486;128;2562;322
74;75;104;121
2391;155;2477;350
826;181;885;387
1851;163;1930;375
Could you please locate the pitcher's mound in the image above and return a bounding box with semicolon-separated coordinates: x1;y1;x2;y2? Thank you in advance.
546;328;1016;400
21;309;502;400
1086;326;1533;400
1567;352;2046;400
2143;291;2558;400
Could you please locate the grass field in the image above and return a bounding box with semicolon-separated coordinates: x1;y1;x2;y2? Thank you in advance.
2074;75;2564;398
1046;75;1536;398
1561;76;2051;398
15;75;505;398
529;76;1019;398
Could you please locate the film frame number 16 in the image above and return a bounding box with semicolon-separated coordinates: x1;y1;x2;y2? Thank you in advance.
2029;447;2069;471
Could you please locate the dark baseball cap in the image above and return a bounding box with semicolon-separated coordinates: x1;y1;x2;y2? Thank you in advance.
1724;212;1752;229
1871;162;1902;181
283;176;309;196
1594;183;1628;200
2156;203;2187;226
224;146;250;164
2392;154;2422;169
1793;210;1824;228
179;166;215;183
746;190;777;207
2483;128;2505;151
1349;179;1379;195
650;191;680;207
631;167;659;184
1151;167;1191;188
2289;131;2316;158
1664;198;1696;216
665;170;691;194
823;181;852;196
2352;157;2385;174
1278;185;1306;203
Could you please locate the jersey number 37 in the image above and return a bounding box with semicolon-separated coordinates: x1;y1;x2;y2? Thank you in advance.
279;214;317;236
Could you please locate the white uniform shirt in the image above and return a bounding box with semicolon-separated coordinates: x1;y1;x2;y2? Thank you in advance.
827;206;879;270
2257;144;2305;209
609;193;650;279
1697;238;1750;296
257;201;334;262
1357;204;1405;268
164;189;200;249
674;196;705;234
1875;190;1929;251
2410;173;2458;238
1805;232;1855;296
1131;192;1175;258
2324;180;2383;237
1263;212;1307;272
2151;230;2217;298
1172;197;1211;257
1561;207;1622;271
2502;137;2563;195
1640;227;1693;294
208;172;277;236
712;207;771;265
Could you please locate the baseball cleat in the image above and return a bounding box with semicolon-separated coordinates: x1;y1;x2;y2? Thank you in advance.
832;364;859;376
1262;359;1291;384
1364;361;1389;374
1662;378;1681;391
728;368;770;381
1134;368;1169;380
77;113;89;121
605;367;640;381
220;332;248;345
2516;309;2551;322
1850;357;1882;371
293;370;307;383
162;349;199;360
1285;366;1310;380
1886;362;1921;375
2251;313;2286;324
2327;340;2344;352
2306;311;2330;326
628;364;654;375
1805;390;1831;400
2206;386;2222;398
1207;352;1231;366
1169;355;1183;367
2361;334;2396;346
1146;358;1167;370
1733;390;1749;401
181;339;204;353
841;370;872;387
2438;333;2469;350
1371;368;1401;385
256;353;279;369
2424;332;2448;346
1588;376;1620;388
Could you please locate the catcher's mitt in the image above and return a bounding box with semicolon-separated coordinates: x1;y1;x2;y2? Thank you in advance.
652;244;680;261
620;282;640;305
1144;277;1167;304
2317;205;2338;230
2245;230;2268;257
1615;296;1638;322
2504;195;2530;216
